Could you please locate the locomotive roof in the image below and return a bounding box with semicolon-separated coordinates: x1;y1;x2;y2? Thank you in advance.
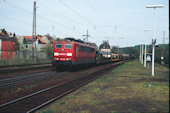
64;37;85;44
63;37;96;48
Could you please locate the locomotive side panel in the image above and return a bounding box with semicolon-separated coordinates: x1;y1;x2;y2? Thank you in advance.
73;42;96;65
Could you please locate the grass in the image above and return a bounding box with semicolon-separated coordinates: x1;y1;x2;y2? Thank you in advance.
0;57;51;66
59;101;65;105
65;96;72;100
111;111;119;113
41;109;54;113
36;60;169;113
24;85;35;89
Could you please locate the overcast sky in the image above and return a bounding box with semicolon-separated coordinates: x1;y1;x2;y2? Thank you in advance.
0;0;169;47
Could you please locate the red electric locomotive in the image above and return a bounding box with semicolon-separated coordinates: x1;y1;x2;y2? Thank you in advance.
53;38;96;69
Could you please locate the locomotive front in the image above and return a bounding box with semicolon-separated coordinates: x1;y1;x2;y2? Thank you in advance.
53;41;75;67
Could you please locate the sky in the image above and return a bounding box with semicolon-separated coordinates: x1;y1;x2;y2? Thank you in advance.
0;0;169;47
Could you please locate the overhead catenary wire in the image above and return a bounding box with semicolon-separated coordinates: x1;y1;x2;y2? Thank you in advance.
0;14;32;26
85;0;110;26
58;0;106;34
0;24;31;35
83;0;133;44
2;0;84;36
38;2;90;29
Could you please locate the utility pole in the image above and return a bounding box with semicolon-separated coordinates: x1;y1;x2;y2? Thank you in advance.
32;0;37;58
140;44;141;62
83;29;90;42
141;29;150;67
141;44;144;64
161;31;165;64
146;5;164;76
140;44;143;64
144;41;147;67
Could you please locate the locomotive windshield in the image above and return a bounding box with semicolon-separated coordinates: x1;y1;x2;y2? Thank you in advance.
65;44;72;49
56;43;62;48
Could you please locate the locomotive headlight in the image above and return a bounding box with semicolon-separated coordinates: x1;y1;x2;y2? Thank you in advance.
54;52;59;56
66;58;71;61
67;53;72;56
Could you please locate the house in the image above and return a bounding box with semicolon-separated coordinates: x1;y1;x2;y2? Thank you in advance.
41;35;54;45
17;35;54;51
0;29;17;60
16;35;54;59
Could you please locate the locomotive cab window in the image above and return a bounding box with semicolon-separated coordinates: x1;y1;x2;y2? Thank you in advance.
56;43;62;48
65;44;72;49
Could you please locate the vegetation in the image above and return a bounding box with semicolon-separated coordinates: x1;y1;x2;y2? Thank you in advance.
55;37;62;41
41;44;54;60
36;60;169;113
121;44;169;66
0;57;51;66
23;38;28;44
111;46;123;54
154;44;169;65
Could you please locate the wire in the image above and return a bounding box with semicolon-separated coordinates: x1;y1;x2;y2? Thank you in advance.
38;2;89;29
0;15;31;26
85;0;110;25
0;24;31;34
58;0;106;34
4;0;84;36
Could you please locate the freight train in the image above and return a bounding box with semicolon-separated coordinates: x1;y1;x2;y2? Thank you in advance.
52;38;130;70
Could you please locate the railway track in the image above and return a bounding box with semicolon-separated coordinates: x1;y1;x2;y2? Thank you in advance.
0;63;51;68
0;61;125;113
0;71;64;88
0;64;52;74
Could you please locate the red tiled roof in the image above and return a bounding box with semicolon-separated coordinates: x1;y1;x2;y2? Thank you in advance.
37;36;46;44
24;36;46;44
24;36;33;40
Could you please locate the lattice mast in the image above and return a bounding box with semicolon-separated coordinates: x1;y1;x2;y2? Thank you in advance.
32;0;36;39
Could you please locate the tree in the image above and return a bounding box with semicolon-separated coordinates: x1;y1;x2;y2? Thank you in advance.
2;29;7;35
13;33;16;37
111;46;123;54
23;38;28;44
41;44;54;60
55;37;62;41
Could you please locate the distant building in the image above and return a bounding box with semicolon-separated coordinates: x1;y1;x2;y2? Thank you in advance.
0;30;17;60
41;35;54;45
17;35;54;50
99;41;111;53
16;35;54;59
